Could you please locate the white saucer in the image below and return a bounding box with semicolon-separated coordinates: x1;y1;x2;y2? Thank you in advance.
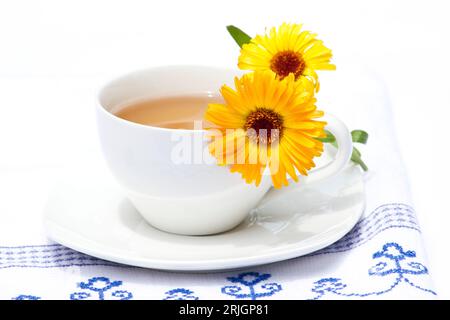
43;157;365;272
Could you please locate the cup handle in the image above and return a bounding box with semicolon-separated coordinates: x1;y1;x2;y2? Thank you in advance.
258;113;353;205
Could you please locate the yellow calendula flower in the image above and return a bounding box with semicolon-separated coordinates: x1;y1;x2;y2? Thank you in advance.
205;71;326;189
238;23;335;90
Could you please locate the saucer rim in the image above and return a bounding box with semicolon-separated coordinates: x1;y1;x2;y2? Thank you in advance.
44;191;365;272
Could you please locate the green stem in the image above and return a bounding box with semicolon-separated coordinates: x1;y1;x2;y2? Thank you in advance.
352;154;369;171
317;130;369;172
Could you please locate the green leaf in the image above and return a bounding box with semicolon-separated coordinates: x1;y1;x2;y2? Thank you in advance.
316;129;369;171
351;130;369;144
316;130;335;143
226;25;252;48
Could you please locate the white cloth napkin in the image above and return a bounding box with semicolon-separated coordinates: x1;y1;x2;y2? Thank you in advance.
0;68;437;300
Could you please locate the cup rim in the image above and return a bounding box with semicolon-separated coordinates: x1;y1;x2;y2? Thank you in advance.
97;64;239;134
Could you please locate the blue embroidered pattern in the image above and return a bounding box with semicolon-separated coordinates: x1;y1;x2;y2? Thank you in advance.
0;203;418;269
70;277;133;300
0;203;437;300
163;288;199;300
311;204;419;256
221;272;282;300
12;295;41;300
0;244;119;269
310;242;436;299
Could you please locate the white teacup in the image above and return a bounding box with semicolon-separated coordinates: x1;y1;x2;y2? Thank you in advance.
96;66;352;235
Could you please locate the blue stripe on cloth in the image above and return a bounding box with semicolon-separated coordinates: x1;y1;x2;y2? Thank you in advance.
311;203;419;256
0;203;419;269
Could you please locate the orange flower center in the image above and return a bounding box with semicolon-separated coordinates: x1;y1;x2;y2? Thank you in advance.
244;108;284;145
270;51;305;79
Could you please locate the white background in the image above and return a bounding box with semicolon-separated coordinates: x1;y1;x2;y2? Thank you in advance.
0;0;449;298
